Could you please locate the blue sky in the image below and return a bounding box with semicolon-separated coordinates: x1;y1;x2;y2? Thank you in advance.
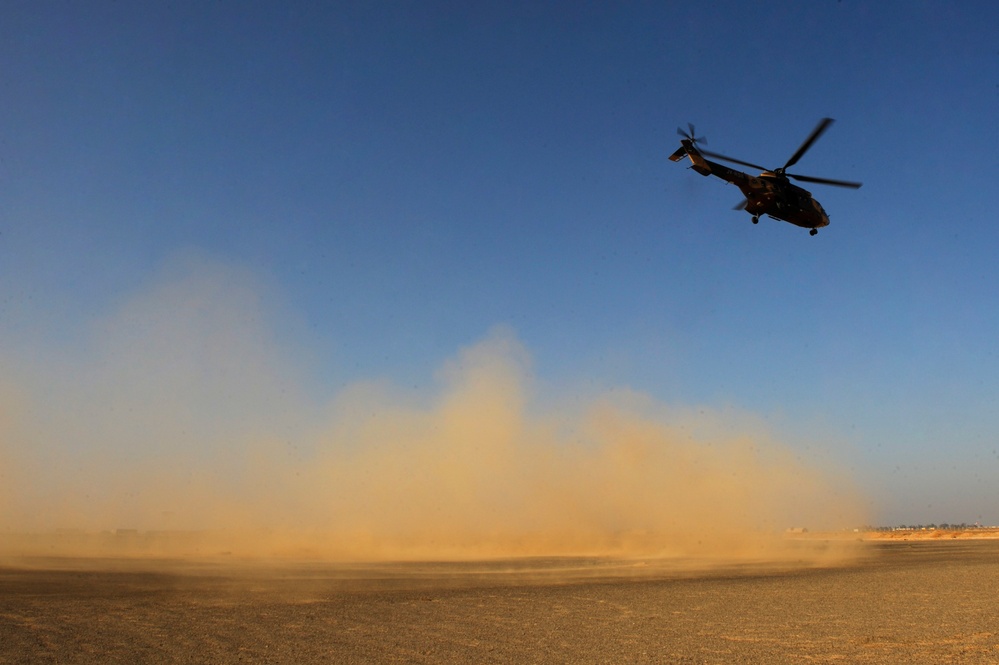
2;1;997;529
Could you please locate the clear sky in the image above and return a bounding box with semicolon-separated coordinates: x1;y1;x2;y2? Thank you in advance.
1;1;997;533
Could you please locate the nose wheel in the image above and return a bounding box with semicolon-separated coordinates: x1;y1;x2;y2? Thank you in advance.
751;216;759;224
809;228;818;236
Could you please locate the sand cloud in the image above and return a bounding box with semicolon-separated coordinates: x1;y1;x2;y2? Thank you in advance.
0;254;866;561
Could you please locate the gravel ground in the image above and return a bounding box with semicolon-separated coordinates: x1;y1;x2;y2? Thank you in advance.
1;539;998;664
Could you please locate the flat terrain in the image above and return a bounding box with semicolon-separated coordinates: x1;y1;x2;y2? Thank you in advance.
2;539;998;664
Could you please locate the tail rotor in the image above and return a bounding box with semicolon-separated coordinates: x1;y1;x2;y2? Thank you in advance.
677;122;707;145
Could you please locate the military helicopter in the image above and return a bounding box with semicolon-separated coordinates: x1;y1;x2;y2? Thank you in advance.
669;118;861;235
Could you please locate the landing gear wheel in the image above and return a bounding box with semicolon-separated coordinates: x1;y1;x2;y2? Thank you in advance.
751;216;759;224
809;228;818;236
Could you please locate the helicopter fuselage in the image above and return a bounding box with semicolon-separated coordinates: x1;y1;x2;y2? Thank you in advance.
671;138;829;230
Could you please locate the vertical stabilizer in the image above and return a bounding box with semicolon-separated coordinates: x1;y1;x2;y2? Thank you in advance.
672;139;711;176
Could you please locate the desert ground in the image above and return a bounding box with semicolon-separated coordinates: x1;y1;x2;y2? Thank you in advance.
2;537;998;664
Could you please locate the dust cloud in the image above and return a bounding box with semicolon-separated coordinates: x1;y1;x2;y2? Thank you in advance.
0;255;866;564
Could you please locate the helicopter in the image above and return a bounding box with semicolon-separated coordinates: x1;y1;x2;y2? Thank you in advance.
669;118;861;235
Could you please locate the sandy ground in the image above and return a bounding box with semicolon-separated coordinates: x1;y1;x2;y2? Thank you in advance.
863;528;999;541
2;539;998;664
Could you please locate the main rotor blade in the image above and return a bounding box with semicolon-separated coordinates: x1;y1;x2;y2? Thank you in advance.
783;117;834;170
698;148;768;171
733;199;748;210
788;173;862;189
